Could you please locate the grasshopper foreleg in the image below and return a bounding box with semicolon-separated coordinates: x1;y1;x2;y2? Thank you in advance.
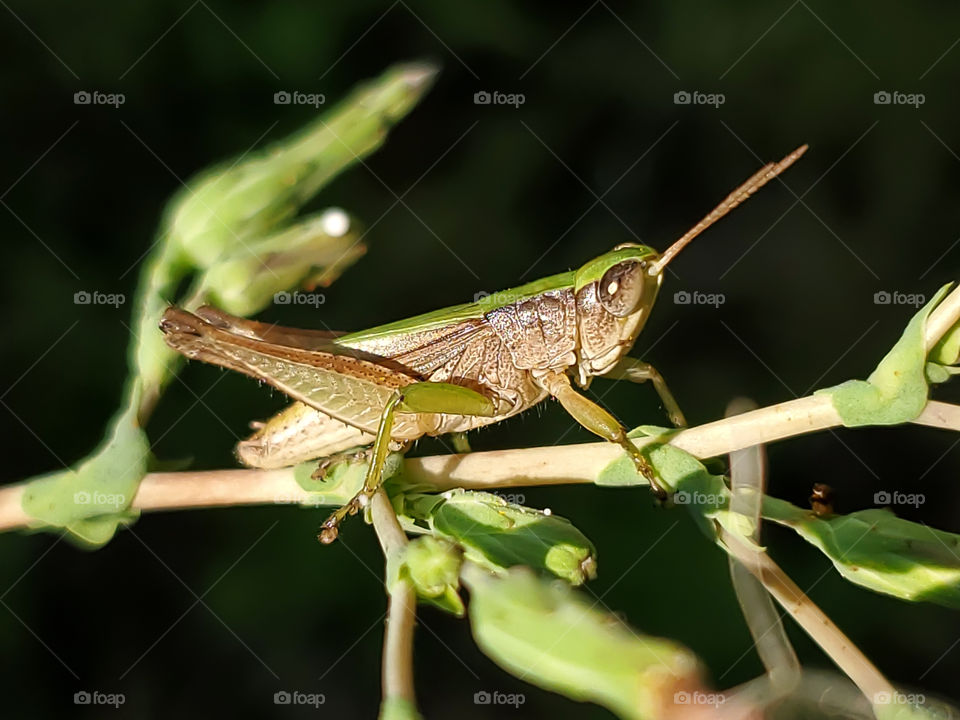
541;371;669;498
603;358;687;428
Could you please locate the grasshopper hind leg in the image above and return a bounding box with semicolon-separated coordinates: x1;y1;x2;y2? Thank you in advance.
318;389;410;544
312;438;409;543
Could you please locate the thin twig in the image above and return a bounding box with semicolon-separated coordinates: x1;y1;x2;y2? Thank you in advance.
725;398;801;696
369;489;418;710
719;528;894;703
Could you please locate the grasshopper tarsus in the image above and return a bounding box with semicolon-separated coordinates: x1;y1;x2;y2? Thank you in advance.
633;456;669;500
317;494;368;544
317;505;352;543
317;525;339;544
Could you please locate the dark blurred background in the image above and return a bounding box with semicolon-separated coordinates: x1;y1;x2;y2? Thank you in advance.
2;2;960;718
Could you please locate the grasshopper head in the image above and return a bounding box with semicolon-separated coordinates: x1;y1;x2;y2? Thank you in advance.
573;244;663;380
570;145;810;383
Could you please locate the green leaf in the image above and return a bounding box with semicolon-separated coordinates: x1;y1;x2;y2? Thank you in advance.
401;536;465;617
601;427;748;543
130;63;437;403
874;694;958;720
816;285;951;425
402;490;597;586
763;496;960;608
463;565;703;720
169;62;439;271
195;209;367;316
20;404;149;547
290;452;401;508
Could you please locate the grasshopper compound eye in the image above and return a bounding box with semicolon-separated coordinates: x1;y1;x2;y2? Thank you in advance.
598;260;645;317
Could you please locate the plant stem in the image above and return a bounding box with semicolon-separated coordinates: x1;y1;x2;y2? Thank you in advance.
725;400;802;695
369;489;418;713
719;528;894;703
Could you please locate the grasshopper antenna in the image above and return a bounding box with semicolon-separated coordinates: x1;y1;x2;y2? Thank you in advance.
648;144;808;275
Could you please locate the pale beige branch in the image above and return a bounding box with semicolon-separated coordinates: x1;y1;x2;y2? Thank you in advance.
1;399;959;532
719;528;893;703
370;489;418;710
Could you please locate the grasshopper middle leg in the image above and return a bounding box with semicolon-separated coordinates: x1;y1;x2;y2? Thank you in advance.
604;357;687;428
540;371;670;498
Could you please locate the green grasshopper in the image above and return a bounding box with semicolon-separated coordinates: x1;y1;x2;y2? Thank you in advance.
160;145;806;542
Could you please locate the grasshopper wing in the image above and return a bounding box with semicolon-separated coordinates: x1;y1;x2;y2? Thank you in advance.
160;306;419;436
193;306;348;350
